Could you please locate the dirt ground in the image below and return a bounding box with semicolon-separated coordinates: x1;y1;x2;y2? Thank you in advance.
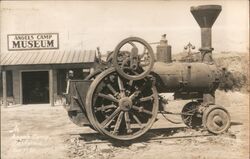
1;90;249;159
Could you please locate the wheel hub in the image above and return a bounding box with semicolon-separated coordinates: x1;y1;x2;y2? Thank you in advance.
213;115;223;127
119;97;132;111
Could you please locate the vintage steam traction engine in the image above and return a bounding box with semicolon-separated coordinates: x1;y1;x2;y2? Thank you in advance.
64;5;231;140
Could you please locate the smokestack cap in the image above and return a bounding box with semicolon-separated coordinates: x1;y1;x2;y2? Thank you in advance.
191;5;222;28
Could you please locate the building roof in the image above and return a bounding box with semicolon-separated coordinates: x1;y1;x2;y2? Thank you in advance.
0;50;96;66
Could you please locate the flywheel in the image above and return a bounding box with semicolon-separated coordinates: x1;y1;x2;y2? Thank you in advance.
113;37;155;80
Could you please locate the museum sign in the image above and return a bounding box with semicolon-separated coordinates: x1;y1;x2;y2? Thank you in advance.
7;33;59;51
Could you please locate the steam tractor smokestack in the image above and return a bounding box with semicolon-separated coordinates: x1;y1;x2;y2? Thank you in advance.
190;5;222;63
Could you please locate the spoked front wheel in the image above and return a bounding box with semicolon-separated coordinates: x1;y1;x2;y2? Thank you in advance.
85;68;159;140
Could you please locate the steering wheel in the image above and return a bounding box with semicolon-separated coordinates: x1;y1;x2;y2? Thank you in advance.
113;37;155;80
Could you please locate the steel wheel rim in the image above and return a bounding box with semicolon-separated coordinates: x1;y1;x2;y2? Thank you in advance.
203;106;231;134
113;37;155;80
85;68;158;140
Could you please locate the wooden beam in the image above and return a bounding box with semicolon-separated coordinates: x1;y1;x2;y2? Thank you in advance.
49;69;54;106
3;63;95;70
2;71;7;107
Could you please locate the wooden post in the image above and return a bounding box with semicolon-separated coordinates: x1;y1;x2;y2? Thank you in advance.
2;71;7;107
90;67;95;74
49;69;54;106
19;71;23;105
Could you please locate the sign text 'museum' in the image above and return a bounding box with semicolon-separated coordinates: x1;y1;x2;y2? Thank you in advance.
8;33;59;51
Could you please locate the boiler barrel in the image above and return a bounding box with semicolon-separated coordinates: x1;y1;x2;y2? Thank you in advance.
152;62;220;92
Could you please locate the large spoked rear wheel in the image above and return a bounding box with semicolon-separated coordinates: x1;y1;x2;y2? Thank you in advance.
85;68;159;140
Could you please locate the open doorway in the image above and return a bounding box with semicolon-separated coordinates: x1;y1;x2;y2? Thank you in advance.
22;71;49;104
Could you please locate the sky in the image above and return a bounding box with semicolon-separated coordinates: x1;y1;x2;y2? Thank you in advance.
0;0;249;54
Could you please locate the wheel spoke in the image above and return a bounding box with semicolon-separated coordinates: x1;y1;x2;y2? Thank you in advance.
129;91;140;100
139;95;153;102
106;84;119;96
132;113;143;129
113;111;124;134
98;93;119;103
96;104;117;112
101;107;121;128
124;112;132;133
117;76;124;91
128;41;137;48
118;76;125;97
128;80;133;86
132;105;153;115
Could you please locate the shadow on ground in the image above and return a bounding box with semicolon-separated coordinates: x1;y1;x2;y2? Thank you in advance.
74;121;241;147
230;121;243;126
77;127;187;147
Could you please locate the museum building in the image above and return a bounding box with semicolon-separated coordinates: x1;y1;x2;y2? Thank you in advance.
0;50;96;106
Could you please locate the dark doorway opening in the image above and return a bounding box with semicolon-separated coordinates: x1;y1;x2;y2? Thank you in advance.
22;71;49;104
